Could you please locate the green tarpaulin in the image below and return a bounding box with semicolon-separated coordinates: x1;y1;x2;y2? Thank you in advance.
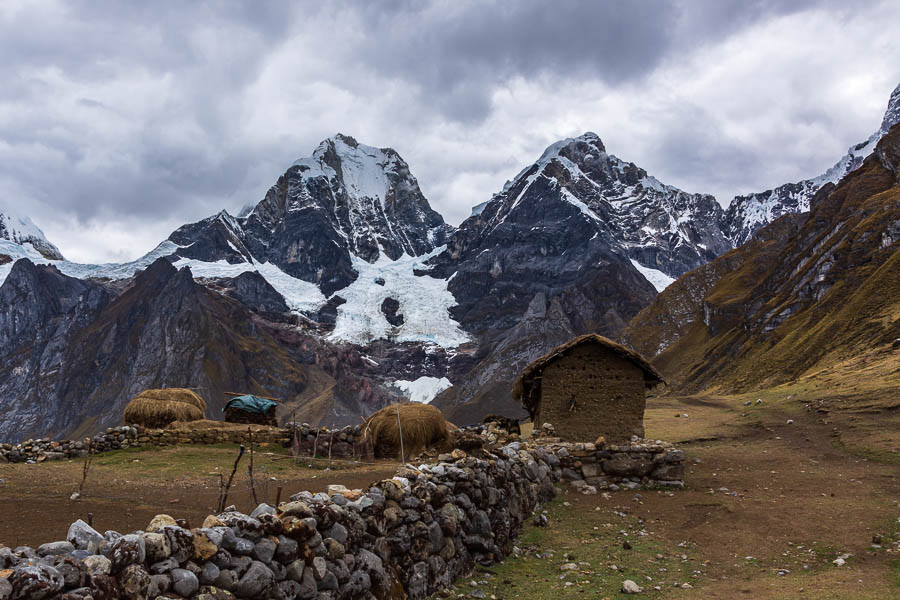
224;395;277;414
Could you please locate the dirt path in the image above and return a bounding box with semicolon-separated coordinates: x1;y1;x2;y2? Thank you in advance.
629;395;900;598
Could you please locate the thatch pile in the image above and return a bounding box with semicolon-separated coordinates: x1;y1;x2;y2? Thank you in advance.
361;403;452;459
123;388;206;429
224;406;277;426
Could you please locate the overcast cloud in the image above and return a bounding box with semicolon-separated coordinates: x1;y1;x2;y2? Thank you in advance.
1;0;898;262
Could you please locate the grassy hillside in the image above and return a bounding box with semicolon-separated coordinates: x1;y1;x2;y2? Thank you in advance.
624;125;900;397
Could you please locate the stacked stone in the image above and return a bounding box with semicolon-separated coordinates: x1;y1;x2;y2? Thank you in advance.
0;443;559;600
0;423;368;464
545;437;686;493
0;426;139;464
134;428;290;449
282;424;365;459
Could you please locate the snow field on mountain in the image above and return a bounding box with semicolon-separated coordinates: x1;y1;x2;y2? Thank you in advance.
171;257;327;313
392;376;452;404
0;240;48;285
328;247;469;347
629;259;676;292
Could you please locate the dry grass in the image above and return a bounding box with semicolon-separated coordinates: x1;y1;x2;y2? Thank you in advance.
132;388;206;410
362;403;451;459
123;388;207;428
123;399;204;429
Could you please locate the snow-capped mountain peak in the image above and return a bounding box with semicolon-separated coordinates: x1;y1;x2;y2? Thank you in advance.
724;81;900;246
0;210;64;261
473;131;729;281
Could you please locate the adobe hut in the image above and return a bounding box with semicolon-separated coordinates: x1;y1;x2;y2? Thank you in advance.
123;388;206;429
513;334;664;443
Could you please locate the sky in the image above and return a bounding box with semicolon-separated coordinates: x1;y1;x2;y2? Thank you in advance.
1;0;899;263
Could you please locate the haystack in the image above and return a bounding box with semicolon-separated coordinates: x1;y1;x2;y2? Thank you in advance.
123;388;206;428
362;403;451;459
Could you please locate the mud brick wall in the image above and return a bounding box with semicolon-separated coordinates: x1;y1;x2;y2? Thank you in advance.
0;443;561;600
536;344;647;443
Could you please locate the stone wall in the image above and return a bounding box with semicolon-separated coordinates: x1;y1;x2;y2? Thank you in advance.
0;423;367;465
545;437;685;492
0;443;561;600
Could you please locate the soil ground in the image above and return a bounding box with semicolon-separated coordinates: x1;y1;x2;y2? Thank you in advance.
1;382;898;598
0;444;399;549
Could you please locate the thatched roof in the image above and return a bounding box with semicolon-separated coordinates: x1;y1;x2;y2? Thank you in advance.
513;334;665;417
132;388;206;410
123;398;204;429
122;388;207;428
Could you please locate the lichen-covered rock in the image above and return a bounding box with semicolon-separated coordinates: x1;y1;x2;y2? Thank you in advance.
81;554;111;577
141;532;171;563
9;564;63;600
146;514;177;533
119;564;150;600
191;529;219;561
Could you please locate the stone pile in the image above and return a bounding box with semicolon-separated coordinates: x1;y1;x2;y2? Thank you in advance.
0;443;560;599
0;424;367;464
543;436;685;493
0;426;140;464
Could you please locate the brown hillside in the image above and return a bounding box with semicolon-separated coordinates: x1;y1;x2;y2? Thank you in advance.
623;124;900;394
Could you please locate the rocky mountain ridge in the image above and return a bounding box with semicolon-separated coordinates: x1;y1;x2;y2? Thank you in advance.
723;82;900;246
624;124;900;393
3;82;900;439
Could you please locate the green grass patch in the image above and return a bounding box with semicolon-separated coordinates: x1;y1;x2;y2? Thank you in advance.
434;492;702;599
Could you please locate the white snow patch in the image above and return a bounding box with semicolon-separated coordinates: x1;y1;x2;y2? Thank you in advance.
0;238;327;314
328;246;469;347
392;376;452;404
629;259;675;292
561;188;601;222
171;257;327;314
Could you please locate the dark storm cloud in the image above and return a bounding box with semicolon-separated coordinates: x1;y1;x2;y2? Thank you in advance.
0;0;896;261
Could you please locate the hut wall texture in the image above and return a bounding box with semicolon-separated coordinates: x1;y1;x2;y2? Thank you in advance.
535;344;646;443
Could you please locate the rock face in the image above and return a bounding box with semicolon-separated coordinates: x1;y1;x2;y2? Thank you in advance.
723;82;900;246
169;134;452;295
625;124;900;392
431;133;719;421
0;258;398;442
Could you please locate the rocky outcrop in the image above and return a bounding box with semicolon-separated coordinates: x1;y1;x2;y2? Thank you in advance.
168;134;452;295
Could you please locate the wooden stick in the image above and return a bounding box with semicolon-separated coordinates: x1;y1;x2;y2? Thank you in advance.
396;405;405;464
247;427;258;506
217;445;245;512
87;513;93;527
275;486;283;507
